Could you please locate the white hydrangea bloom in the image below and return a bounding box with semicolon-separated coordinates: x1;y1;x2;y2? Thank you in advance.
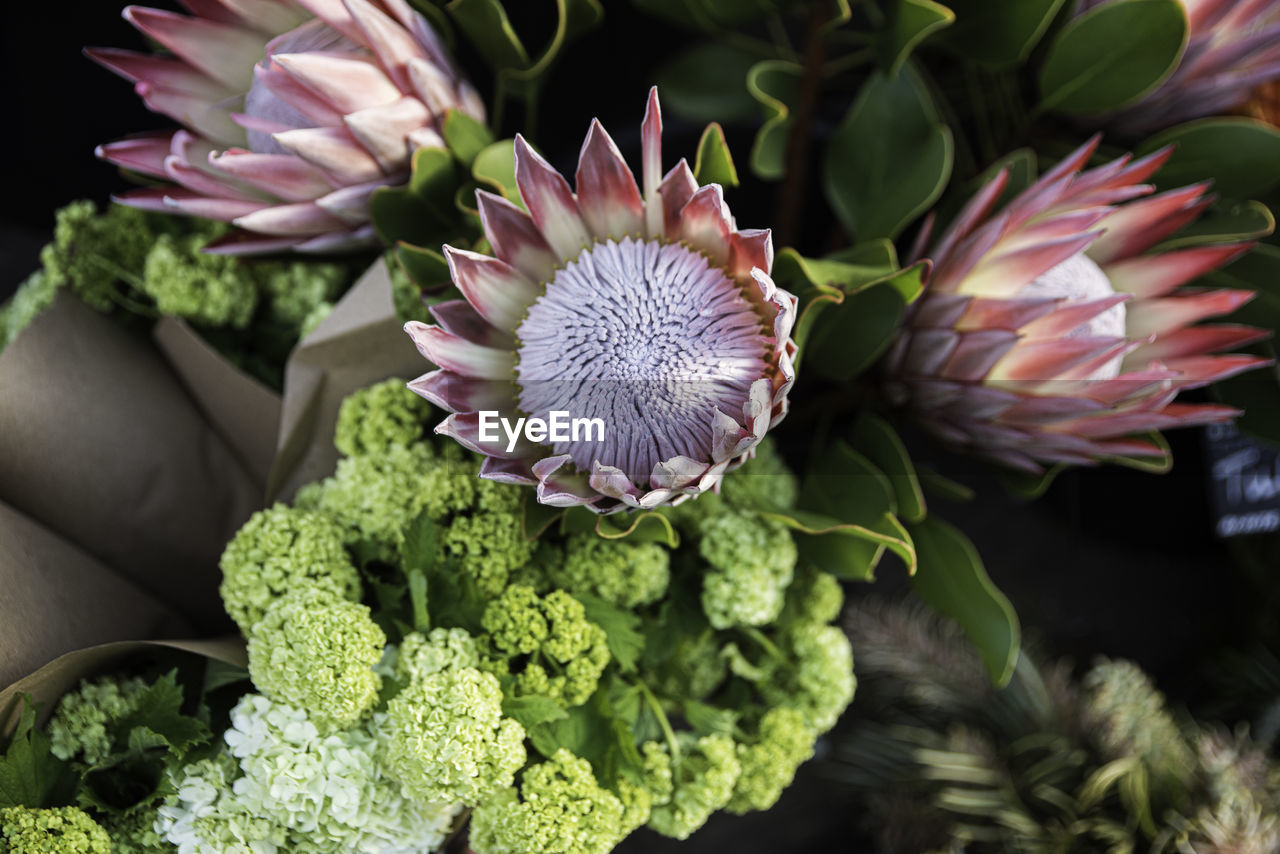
158;695;462;853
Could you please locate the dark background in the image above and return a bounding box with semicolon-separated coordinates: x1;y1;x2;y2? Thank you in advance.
0;2;1258;849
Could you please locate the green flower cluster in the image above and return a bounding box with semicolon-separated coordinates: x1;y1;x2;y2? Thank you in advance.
0;806;110;853
141;233;257;328
545;534;671;609
333;377;431;457
647;734;740;840
246;586;385;731
47;675;150;765
482;585;611;708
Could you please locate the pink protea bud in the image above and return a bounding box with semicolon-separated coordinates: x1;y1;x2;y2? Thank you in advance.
885;135;1269;473
405;89;798;513
89;0;484;254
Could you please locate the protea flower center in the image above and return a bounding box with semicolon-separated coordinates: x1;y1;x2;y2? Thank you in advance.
515;237;769;480
1017;251;1127;380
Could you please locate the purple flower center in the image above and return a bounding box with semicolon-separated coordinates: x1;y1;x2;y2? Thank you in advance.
515;237;769;481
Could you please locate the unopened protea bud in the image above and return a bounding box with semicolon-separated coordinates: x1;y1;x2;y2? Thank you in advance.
89;0;483;254
885;136;1269;473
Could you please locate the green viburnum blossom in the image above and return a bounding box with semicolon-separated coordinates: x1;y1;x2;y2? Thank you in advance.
247;587;385;731
482;585;610;708
0;270;58;353
719;438;799;512
218;503;361;635
140;233;257;328
698;509;798;630
647;733;741;840
726;707;816;814
47;675;149;765
383;630;526;806
470;749;628;854
760;623;855;732
100;807;167;854
157;695;459;854
253;259;346;328
0;806;110;853
548;534;671;610
333;378;431;458
39;200;160;313
780;567;844;626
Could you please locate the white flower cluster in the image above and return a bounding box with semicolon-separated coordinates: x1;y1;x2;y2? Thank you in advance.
157;694;462;854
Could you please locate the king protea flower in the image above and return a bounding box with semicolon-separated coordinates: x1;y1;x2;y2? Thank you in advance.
89;0;483;254
884;136;1269;473
404;89;797;512
1078;0;1280;134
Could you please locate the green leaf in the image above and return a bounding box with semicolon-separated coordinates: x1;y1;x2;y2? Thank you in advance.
823;66;953;240
771;247;896;296
908;516;1019;685
370;187;440;247
1000;465;1064;500
575;594;645;673
527;689;642;785
772;507;915;579
656;42;758;123
408;570;430;633
561;509;680;548
110;672;209;758
0;695;75;809
201;660;250;696
473;140;521;207
1138;118;1280;199
1098;431;1172;474
682;699;738;738
409;147;462;212
521;493;565;540
882;0;955;74
396;243;452;294
802;280;907;381
446;0;529;68
1037;0;1187;114
442;109;495;166
746;60;803;180
693;123;740;188
502;695;568;730
805;441;896;522
936;0;1067;67
1156;200;1275;250
402;513;439;577
850;414;927;523
1203;243;1280;331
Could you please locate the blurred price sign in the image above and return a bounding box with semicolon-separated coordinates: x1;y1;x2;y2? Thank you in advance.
1204;422;1280;537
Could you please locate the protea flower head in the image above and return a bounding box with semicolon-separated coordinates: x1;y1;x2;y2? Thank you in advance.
404;89;797;513
89;0;483;254
884;136;1269;473
1078;0;1280;135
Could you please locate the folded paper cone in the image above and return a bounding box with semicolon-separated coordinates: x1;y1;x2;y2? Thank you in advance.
268;260;425;500
0;293;260;630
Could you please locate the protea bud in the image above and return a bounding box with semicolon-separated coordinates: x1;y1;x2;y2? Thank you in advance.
1079;0;1280;135
89;0;483;254
884;136;1269;473
404;89;798;513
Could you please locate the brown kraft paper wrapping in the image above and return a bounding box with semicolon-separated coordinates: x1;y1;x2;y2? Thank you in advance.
267;260;425;501
0;293;261;631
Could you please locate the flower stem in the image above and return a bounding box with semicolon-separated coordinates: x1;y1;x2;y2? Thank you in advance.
639;681;682;762
775;1;830;249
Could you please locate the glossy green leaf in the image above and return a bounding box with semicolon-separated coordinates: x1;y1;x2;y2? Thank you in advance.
823;66;953;240
770;507;916;578
1157;200;1275;250
802;280;907;381
442;109;495;165
370;187;440;247
561;508;680;548
446;0;529;68
1139;118;1280;199
472;140;521;206
407;0;455;47
909;516;1019;685
396;243;451;294
850;413;927;522
656;42;758;123
830;238;899;268
1203;243;1280;331
772;247;896;295
408;146;462;219
882;0;955;74
1038;0;1186;114
936;0;1066;67
693;123;740;188
746;60;803;180
805;440;897;522
1000;465;1064;500
522;493;566;540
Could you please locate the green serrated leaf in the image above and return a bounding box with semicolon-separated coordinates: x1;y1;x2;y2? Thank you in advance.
473;140;521;207
850;414;927;522
936;0;1066;67
0;695;75;809
908;516;1019;685
682;699;738;738
575;594;645;673
110;671;209;758
656;42;758;123
402;513;440;577
823;65;953;241
1038;0;1187;115
1138;118;1280;199
502;695;568;730
693;123;740;188
882;0;955;74
746;60;804;180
